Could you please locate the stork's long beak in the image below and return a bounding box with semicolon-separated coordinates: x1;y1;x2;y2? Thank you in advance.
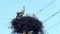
16;6;25;19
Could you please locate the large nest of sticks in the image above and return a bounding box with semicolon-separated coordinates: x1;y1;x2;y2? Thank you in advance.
11;16;44;34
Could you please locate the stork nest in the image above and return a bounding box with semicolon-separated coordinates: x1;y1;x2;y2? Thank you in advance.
11;16;44;34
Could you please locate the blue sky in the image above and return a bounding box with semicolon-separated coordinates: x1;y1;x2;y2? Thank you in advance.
0;0;60;34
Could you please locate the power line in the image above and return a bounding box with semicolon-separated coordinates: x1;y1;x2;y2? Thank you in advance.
47;22;60;30
40;0;55;11
36;0;56;15
43;10;60;23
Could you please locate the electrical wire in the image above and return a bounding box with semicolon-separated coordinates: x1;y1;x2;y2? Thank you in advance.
36;0;56;15
43;10;60;23
47;22;60;30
